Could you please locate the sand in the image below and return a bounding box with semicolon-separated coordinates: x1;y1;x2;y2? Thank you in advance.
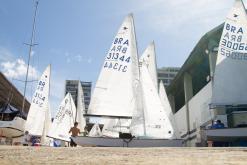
0;146;247;165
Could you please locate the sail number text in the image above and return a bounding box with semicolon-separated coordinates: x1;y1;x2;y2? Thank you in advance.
104;38;131;72
220;23;247;60
32;80;46;108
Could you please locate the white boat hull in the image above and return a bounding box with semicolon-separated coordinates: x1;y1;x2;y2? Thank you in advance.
72;136;183;147
0;116;25;138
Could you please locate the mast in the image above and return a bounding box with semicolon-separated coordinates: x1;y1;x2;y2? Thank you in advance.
21;0;39;112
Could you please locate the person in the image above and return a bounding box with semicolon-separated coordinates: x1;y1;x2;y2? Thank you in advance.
30;136;41;146
83;126;89;136
211;120;225;129
210;120;226;147
22;131;30;146
69;122;80;147
53;139;61;147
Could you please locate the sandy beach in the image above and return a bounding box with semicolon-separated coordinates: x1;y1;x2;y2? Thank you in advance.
0;146;247;165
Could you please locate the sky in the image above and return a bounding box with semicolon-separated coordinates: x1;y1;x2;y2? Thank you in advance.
0;0;242;116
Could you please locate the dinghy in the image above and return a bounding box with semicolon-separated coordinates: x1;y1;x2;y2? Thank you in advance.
24;65;52;145
207;0;247;141
47;93;76;142
72;14;182;147
0;104;26;139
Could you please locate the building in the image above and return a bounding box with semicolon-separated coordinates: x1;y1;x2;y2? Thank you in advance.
65;80;92;112
157;67;180;87
0;72;30;113
167;22;247;147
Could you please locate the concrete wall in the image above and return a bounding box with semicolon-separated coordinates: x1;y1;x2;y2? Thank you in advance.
174;82;213;146
188;82;213;129
174;105;187;137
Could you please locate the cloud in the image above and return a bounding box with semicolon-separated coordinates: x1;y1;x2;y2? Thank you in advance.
0;58;39;80
131;0;232;36
0;47;14;62
65;52;93;64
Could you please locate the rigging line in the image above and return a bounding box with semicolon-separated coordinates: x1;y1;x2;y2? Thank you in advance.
12;79;38;83
21;0;39;113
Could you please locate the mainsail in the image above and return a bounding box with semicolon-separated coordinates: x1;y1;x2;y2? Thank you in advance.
131;64;174;139
25;65;51;136
47;93;76;141
139;41;158;90
211;0;247;106
87;14;139;118
76;81;86;131
41;103;52;145
159;80;180;138
88;123;102;137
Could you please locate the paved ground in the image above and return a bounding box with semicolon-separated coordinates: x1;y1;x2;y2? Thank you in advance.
0;146;247;164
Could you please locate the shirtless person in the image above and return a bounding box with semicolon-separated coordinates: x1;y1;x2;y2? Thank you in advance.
69;122;80;147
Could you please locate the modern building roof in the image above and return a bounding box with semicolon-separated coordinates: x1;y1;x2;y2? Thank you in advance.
167;24;223;92
166;23;224;112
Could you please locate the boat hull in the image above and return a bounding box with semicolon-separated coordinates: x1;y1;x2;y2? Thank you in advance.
0;116;25;138
71;136;183;147
206;127;247;142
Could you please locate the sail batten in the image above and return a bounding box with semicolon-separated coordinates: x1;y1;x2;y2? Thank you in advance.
211;0;247;106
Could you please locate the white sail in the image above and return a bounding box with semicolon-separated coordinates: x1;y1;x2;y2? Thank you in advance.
25;65;51;136
88;14;139;118
139;41;158;90
129;79;145;137
41;103;52;145
76;81;86;131
47;93;76;141
102;119;131;138
88;123;102;137
159;80;180;138
211;0;247;106
132;64;174;139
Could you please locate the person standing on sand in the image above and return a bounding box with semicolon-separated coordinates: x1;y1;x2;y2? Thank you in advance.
22;131;30;146
69;122;80;147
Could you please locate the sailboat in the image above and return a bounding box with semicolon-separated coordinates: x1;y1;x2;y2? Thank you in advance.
72;14;182;147
24;65;52;145
100;42;159;138
0;104;26;141
47;93;76;142
211;0;247;107
207;0;247;140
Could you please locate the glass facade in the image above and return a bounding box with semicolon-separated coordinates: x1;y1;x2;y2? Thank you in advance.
157;67;180;87
65;80;92;112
